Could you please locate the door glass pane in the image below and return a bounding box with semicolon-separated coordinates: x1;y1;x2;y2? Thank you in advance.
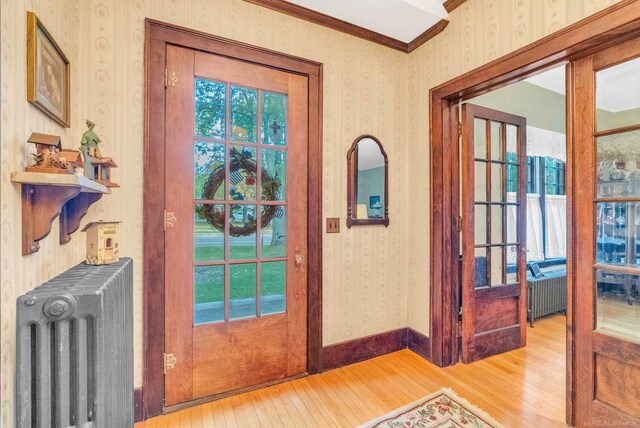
491;163;503;202
596;56;640;131
490;121;503;161
261;261;286;315
229;147;257;201
194;265;224;325
597;131;640;197
491;205;503;244
229;263;257;320
261;206;286;258
596;268;640;343
474;162;487;202
230;85;258;142
195;204;224;262
474;247;488;288
474;118;486;159
506;246;518;282
490;247;504;286
261;149;286;201
596;202;640;267
262;92;287;146
195;79;226;139
474;205;487;245
194;141;225;200
230;204;257;259
506;124;518;155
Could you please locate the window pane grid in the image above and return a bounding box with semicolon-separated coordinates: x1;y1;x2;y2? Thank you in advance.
194;79;288;324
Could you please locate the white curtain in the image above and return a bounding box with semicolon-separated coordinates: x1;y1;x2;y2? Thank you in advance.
545;195;567;258
507;193;545;263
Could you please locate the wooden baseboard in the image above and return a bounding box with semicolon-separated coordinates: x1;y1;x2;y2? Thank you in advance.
134;388;143;423
407;328;431;360
322;328;409;371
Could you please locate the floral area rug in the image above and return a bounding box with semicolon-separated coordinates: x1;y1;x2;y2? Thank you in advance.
358;388;504;428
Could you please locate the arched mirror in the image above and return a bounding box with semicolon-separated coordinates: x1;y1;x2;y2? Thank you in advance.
347;135;389;227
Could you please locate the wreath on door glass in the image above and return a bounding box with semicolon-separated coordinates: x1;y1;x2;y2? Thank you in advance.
197;148;282;237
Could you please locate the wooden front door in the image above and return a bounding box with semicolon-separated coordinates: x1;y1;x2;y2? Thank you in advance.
573;36;640;426
460;103;528;363
163;45;309;406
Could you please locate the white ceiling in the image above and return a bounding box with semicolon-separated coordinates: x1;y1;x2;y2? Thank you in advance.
358;138;385;170
284;0;448;43
525;59;640;113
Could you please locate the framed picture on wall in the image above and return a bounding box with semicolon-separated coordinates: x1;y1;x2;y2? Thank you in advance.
370;195;381;209
26;11;70;127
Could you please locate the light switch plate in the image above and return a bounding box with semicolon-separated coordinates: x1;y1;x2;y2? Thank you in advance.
326;217;340;233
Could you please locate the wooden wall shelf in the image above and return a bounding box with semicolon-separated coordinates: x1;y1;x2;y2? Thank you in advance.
11;172;110;255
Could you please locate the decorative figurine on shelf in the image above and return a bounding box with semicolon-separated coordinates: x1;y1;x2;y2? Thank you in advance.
79;119;119;187
82;221;121;265
80;120;102;179
25;132;69;174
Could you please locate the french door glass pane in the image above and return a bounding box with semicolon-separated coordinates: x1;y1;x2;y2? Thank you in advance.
490;121;502;161
261;261;286;315
230;204;257;259
506;124;518;155
596;268;640;343
230;86;258;142
474;205;487;245
194;265;224;325
596;202;640;267
490;247;504;286
195;79;226;139
474;247;488;288
491;205;503;244
261;149;287;201
474;118;486;159
491;163;503;202
474;162;487;202
596;131;640;198
262;92;287;146
194;204;224;262
229;263;257;320
229;147;257;201
261;206;286;258
194;141;225;199
596;56;640;131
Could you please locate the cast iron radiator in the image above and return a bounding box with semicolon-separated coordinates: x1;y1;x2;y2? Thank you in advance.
527;269;567;326
15;258;133;428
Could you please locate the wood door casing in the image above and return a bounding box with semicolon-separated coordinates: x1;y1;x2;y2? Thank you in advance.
573;36;640;426
164;45;308;406
461;103;527;363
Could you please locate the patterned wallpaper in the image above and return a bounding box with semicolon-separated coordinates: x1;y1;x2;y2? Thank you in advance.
0;0;623;423
405;0;621;335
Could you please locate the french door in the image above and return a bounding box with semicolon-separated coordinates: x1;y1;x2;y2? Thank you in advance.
163;45;308;405
460;103;528;363
573;36;640;426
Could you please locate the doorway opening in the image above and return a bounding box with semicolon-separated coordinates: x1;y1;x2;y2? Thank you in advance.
457;65;568;415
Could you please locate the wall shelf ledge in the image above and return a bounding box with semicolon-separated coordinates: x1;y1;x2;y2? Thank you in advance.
11;172;110;255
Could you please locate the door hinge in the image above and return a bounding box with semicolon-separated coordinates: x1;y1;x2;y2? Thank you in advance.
164;210;177;230
165;66;177;87
457;122;462;136
454;215;462;232
164;353;177;374
456;320;462;338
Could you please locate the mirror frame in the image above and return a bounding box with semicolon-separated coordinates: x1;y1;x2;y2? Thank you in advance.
347;134;389;228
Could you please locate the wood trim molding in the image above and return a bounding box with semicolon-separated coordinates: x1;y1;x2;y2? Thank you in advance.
322;328;432;371
243;0;460;53
429;0;640;424
143;19;323;421
134;388;143;423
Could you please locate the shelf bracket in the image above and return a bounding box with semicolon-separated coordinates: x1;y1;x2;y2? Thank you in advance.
22;184;81;255
59;193;104;244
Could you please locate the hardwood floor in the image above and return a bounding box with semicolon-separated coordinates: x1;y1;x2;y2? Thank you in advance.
137;315;567;427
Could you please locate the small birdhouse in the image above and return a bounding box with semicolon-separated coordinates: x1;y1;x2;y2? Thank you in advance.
25;132;68;174
89;157;119;187
81;221;121;265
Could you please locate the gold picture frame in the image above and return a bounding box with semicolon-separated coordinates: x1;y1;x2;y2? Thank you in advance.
26;11;70;128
